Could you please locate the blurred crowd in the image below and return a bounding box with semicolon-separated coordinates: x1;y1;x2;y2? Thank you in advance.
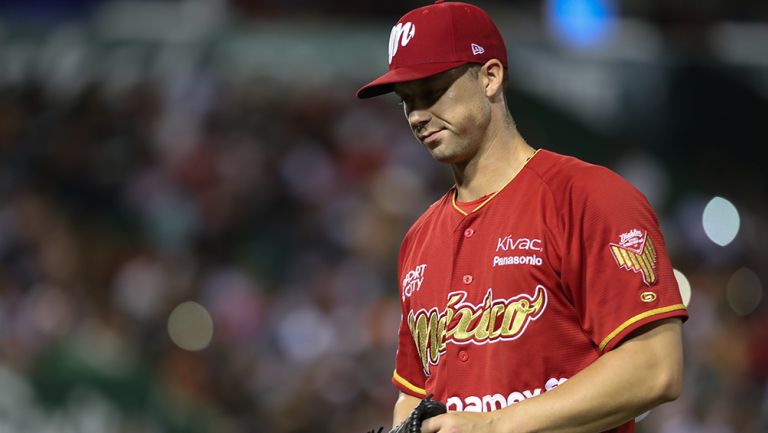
0;70;447;432
1;2;768;433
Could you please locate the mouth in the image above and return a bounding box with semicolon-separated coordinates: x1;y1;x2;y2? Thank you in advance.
419;129;444;145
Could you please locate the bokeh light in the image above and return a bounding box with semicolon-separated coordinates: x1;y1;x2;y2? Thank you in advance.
702;196;740;246
276;305;334;363
673;269;692;308
726;267;763;316
546;0;616;48
167;301;214;351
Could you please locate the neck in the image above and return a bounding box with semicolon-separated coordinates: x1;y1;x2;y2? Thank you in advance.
451;118;535;202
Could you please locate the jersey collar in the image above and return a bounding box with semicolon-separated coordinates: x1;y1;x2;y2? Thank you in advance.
450;149;541;216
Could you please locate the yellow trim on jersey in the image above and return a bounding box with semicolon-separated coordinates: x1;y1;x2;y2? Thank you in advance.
451;189;502;216
392;370;427;396
451;149;541;216
599;304;687;351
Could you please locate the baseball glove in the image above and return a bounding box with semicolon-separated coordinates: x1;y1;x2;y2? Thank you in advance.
389;394;447;433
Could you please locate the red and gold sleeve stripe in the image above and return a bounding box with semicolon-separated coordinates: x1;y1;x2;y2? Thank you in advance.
599;304;687;352
392;370;427;397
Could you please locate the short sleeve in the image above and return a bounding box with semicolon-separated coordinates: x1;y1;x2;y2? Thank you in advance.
560;166;688;352
392;237;428;398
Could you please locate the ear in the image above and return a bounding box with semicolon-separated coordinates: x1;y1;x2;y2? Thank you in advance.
480;59;505;100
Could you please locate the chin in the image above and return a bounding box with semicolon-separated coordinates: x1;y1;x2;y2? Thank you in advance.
430;151;466;165
427;139;474;164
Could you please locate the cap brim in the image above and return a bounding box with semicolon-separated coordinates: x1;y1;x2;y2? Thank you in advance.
356;61;469;99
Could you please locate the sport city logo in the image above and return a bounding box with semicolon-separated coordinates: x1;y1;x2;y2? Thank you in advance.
389;21;416;64
402;264;427;302
609;229;658;286
408;286;548;375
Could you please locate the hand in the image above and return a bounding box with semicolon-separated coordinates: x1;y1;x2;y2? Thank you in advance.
420;411;496;433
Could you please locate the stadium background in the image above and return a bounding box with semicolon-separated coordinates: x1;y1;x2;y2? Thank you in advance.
0;0;766;432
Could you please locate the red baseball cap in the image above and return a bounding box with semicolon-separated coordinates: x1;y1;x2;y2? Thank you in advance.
356;1;508;99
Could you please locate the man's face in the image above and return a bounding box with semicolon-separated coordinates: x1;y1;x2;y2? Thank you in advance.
394;65;491;164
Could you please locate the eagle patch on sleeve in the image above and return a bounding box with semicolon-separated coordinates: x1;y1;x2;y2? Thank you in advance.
609;229;657;286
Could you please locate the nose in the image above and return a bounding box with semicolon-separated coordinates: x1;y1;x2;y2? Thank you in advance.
406;107;431;133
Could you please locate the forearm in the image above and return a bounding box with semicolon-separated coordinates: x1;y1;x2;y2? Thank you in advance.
393;392;423;427
492;319;683;433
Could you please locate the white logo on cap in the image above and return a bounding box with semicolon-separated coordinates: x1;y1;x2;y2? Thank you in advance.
389;22;416;64
471;43;485;55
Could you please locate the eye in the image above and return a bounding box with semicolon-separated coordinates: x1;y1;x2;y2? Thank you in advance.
413;87;446;107
397;95;414;110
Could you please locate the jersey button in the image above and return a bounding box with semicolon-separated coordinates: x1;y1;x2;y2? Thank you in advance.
464;228;475;238
458;350;469;362
462;274;473;284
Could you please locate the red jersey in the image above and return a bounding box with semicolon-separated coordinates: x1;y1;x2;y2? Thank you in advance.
393;149;688;433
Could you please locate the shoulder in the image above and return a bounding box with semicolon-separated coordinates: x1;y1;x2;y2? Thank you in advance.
401;189;452;246
525;149;647;210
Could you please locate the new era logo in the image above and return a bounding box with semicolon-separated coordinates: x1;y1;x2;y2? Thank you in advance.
471;43;485;55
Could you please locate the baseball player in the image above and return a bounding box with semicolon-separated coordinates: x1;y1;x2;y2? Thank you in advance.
357;2;688;433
